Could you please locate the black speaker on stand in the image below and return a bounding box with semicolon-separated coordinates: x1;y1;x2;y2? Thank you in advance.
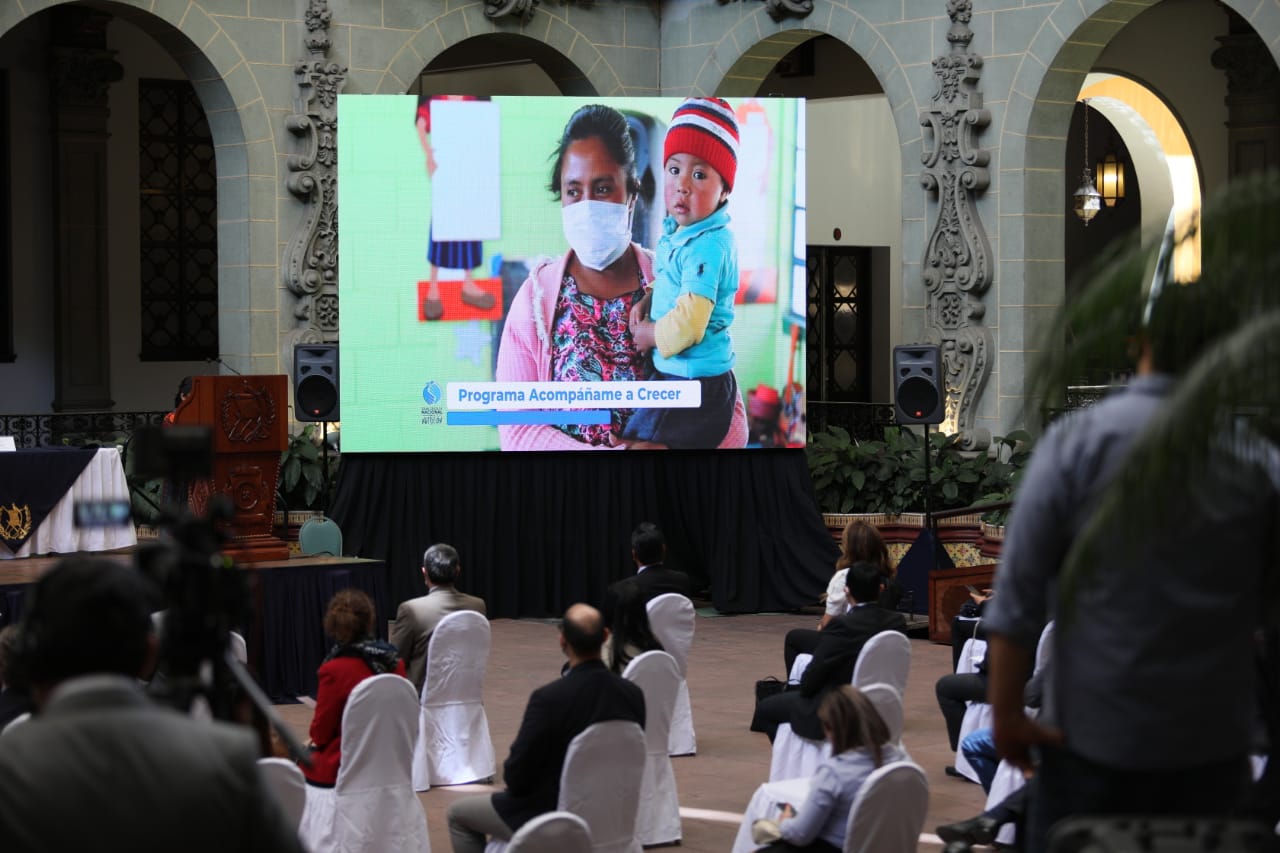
892;344;950;615
293;343;340;507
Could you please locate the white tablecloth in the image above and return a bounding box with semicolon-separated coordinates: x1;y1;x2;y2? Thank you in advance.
731;776;813;853
0;447;137;559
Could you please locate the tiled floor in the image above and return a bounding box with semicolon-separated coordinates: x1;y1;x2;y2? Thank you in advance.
274;612;990;852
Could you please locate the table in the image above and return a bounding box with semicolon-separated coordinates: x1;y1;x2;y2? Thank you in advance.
0;447;137;559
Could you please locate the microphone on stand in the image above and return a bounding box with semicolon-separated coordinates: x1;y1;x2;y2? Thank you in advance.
207;356;243;376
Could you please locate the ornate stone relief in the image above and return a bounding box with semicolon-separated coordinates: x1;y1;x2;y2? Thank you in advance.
283;0;346;347
483;0;595;22
918;0;993;450
715;0;815;22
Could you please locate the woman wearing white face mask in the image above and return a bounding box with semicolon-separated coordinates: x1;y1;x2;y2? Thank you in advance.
495;104;748;451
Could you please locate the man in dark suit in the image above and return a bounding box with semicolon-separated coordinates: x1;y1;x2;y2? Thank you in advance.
390;542;487;693
750;561;907;741
602;521;692;628
0;556;303;853
446;603;646;853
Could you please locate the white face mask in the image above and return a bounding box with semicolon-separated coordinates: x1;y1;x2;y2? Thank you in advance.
561;200;633;271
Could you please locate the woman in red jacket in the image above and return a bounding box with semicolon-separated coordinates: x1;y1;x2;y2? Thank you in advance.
303;588;406;786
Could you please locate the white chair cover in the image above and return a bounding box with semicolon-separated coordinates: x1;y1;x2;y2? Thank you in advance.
258;757;307;830
952;636;992;783
788;653;812;685
1;711;30;736
843;760;929;853
506;811;594;853
558;720;646;853
984;621;1055;847
621;651;683;846
768;722;831;782
646;593;697;755
731;776;813;853
230;630;248;665
486;721;646;853
859;682;904;747
850;631;910;692
412;610;495;789
299;673;430;853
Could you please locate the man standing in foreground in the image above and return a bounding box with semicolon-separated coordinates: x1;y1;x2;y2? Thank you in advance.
0;556;304;853
391;542;487;693
984;282;1279;849
447;603;645;852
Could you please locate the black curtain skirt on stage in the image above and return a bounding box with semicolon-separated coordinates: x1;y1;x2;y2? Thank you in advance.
330;449;839;619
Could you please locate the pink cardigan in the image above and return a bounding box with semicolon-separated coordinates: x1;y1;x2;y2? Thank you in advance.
494;246;749;451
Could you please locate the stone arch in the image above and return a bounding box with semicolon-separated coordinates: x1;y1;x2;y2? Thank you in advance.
0;0;271;374
998;0;1280;427
374;5;615;97
694;8;919;165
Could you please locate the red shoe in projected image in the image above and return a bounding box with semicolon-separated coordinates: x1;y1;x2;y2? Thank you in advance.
417;278;504;322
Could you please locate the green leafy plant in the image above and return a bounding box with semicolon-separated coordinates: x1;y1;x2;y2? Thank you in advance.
807;425;1032;519
279;424;339;511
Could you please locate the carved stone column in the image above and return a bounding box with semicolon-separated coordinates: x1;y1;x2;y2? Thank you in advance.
49;9;122;411
1211;9;1280;178
283;0;345;350
918;0;993;450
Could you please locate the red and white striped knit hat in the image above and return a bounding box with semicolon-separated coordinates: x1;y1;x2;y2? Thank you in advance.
663;97;739;191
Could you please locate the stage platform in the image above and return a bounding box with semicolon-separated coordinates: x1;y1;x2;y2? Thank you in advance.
0;549;389;703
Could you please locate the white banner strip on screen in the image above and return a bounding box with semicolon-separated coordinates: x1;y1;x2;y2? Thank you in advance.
448;381;702;410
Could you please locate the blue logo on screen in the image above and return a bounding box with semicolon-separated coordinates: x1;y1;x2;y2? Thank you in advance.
422;381;442;405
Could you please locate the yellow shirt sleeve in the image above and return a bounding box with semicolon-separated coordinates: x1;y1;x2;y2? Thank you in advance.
654;293;715;359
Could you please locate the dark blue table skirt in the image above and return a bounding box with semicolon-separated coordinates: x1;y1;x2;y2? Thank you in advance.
0;556;388;704
248;557;389;703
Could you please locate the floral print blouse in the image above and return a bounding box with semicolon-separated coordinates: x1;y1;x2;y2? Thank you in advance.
550;273;650;446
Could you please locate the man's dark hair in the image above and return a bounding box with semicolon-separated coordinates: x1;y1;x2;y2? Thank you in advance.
631;522;665;566
845;560;885;605
17;556;156;686
1145;280;1231;376
423;543;461;586
560;606;606;656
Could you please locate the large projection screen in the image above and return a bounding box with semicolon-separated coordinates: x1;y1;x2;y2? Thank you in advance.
338;95;806;452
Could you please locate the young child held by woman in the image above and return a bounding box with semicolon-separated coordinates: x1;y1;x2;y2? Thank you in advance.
627;97;741;449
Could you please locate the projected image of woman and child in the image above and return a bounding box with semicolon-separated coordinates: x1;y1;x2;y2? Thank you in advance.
337;94;802;454
495;99;752;451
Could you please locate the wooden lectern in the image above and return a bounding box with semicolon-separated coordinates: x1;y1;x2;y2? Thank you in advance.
174;375;290;563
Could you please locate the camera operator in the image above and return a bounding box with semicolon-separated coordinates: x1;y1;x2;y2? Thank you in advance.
0;555;304;853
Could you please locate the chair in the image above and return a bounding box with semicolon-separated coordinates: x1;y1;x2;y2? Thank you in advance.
951;635;992;783
230;630;248;665
258;757;307;830
298;673;430;853
411;610;495;790
843;760;929;853
486;720;645;853
645;593;696;755
850;631;911;692
299;516;343;556
1;712;30;736
859;682;904;747
621;650;683;846
506;811;593;853
984;621;1056;846
769;631;909;782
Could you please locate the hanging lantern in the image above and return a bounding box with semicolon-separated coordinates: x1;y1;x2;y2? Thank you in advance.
1073;100;1102;225
1096;151;1125;207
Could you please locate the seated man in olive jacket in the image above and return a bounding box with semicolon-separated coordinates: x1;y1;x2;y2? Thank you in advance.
750;561;908;741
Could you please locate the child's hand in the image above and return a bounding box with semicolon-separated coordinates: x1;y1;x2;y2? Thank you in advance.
629;290;653;327
631;318;657;352
425;146;437;178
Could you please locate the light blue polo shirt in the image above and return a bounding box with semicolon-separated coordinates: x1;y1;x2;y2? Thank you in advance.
649;205;738;378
